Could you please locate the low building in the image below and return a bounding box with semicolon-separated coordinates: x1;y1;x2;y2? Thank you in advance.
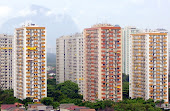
27;104;55;111
59;104;95;111
1;103;25;111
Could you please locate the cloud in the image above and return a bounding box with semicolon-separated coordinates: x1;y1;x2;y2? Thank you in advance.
18;7;37;17
0;6;11;17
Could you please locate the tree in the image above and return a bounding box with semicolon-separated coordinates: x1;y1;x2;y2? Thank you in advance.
56;80;82;99
40;97;53;106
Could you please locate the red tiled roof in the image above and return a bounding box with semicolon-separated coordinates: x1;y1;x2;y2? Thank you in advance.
1;104;16;110
66;106;86;110
14;102;24;106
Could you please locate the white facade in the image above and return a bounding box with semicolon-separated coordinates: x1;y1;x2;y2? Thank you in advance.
129;32;169;104
56;33;84;94
122;27;141;75
0;34;13;89
14;24;47;102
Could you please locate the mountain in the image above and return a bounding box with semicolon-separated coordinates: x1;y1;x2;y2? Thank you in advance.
0;5;80;48
47;53;56;67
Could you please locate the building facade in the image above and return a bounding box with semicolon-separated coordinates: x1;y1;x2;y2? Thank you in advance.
0;34;13;90
14;24;47;102
129;32;168;104
83;24;122;102
122;27;141;75
56;33;84;94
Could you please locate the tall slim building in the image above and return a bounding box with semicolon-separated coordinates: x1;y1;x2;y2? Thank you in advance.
122;27;141;75
129;32;168;104
0;34;13;90
56;33;84;94
14;24;47;102
83;24;122;102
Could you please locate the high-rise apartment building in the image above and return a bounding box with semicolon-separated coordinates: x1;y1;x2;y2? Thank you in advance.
56;33;84;94
14;24;47;102
122;27;141;75
129;32;168;104
83;24;122;102
0;34;13;90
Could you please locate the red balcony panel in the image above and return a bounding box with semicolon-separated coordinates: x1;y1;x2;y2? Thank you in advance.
109;50;113;52
101;70;105;72
101;62;105;64
101;81;106;83
101;85;106;87
101;31;105;33
91;95;95;97
109;58;113;60
117;88;121;91
102;96;106;99
91;91;94;93
101;39;106;41
117;92;121;95
101;46;106;49
109;35;113;37
117;73;121;75
109;69;114;71
117;69;121;72
101;58;106;60
117;62;121;64
101;66;105;68
117;35;121;37
109;39;113;41
102;89;106;91
117;81;121;83
101;93;105;95
101;50;105;52
109;31;113;33
109;81;114;83
117;96;121;98
101;43;105;45
117;77;121;79
117;58;121;60
91;80;95;82
117;31;121;33
109;43;113;45
101;54;106;56
109;47;113;49
109;77;114;79
117;42;121;45
101;35;105;37
109;85;114;87
109;89;113;91
101;73;105;75
101;77;106;79
109;93;113;95
117;39;121;41
109;54;114;56
117;47;121;49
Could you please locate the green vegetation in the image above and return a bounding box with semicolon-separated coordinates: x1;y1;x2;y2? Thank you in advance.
0;75;165;110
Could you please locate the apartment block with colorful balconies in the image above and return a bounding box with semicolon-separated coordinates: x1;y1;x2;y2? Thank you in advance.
129;32;168;104
14;23;47;102
83;24;122;102
0;34;13;90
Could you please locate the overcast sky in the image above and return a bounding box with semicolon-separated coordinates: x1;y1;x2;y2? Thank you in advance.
0;0;170;30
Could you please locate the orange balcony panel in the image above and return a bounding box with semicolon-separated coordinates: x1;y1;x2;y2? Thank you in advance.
42;90;46;92
42;79;45;81
42;64;45;66
34;83;38;85
34;64;38;66
34;75;38;77
26;90;31;92
34;86;38;88
42;86;45;88
34;90;38;92
34;79;38;81
26;83;30;85
26;72;30;74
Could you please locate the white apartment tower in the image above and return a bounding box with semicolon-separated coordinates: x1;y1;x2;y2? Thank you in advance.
122;27;141;75
56;33;84;94
129;32;168;104
14;24;47;102
0;34;13;90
